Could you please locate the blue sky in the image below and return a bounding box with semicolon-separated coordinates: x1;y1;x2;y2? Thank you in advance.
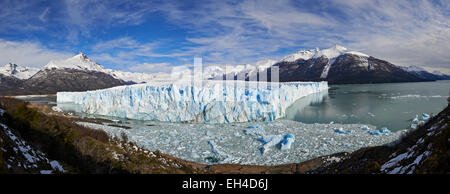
0;0;449;73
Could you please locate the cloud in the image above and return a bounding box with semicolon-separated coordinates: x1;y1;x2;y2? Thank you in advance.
156;0;450;71
1;0;448;73
127;62;173;73
61;0;158;42
0;39;73;68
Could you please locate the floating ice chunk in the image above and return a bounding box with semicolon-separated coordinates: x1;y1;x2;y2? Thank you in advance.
334;128;350;134
359;125;370;130
412;115;419;123
208;140;225;156
259;134;295;153
258;135;283;145
244;125;265;136
411;124;418;130
421;113;430;121
258;135;284;154
191;152;200;159
368;130;381;135
342;143;352;147
369;127;390;135
280;134;295;150
380;127;391;134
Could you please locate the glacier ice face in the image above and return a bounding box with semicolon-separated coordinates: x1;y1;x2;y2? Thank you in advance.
57;80;328;123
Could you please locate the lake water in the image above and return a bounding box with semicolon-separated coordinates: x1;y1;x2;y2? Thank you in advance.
285;80;450;131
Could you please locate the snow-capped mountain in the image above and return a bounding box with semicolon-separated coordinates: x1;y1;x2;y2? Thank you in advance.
268;45;426;84
210;59;278;80
0;63;39;80
42;53;154;83
400;65;450;81
280;45;368;63
40;52;230;83
22;53;132;94
219;45;425;84
1;45;446;95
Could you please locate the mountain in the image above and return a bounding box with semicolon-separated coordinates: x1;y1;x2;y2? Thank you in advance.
400;65;450;81
23;53;131;94
0;74;26;95
213;45;427;84
431;70;450;80
0;63;39;80
266;45;427;84
210;59;278;80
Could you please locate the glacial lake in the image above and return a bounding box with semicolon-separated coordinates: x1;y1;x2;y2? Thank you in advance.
285;80;450;131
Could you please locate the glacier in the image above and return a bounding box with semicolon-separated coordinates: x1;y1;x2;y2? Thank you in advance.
57;80;328;123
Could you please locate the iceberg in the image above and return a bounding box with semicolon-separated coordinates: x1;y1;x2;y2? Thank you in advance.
359;125;370;130
244;125;266;136
258;133;295;154
421;113;430;121
334;128;350;134
258;135;284;154
368;130;381;135
280;134;295;150
369;127;391;135
57;80;328;123
380;127;391;134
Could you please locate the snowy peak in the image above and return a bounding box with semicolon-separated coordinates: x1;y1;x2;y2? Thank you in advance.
281;45;369;62
432;70;445;76
401;65;427;73
280;49;317;62
1;63;18;74
0;63;39;79
44;52;106;72
317;44;348;59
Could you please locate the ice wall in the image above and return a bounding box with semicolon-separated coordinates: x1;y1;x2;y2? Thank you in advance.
57;80;328;123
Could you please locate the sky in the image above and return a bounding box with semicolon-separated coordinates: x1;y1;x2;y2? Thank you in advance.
0;0;449;73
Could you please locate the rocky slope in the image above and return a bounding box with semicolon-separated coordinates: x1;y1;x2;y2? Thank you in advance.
24;68;128;94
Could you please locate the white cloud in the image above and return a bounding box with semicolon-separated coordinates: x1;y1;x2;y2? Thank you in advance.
128;62;173;73
155;0;450;72
0;39;73;68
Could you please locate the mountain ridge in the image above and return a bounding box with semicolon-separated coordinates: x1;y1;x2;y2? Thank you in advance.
1;46;449;95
